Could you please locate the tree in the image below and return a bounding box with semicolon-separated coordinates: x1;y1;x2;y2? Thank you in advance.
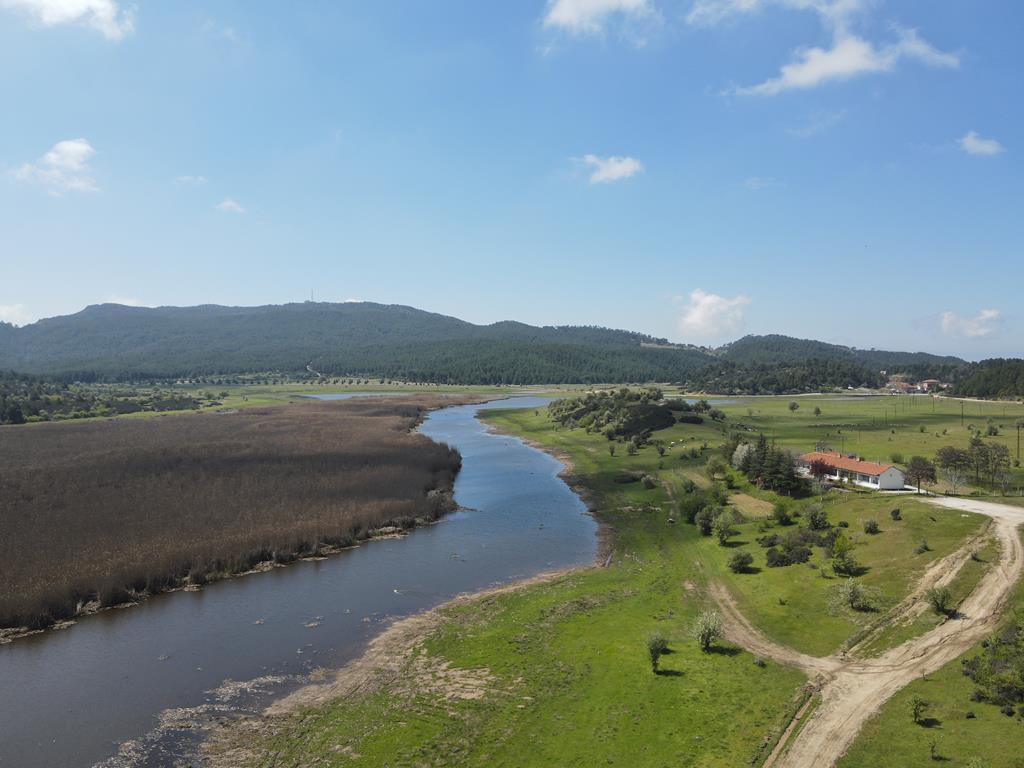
968;435;988;484
906;456;937;494
728;549;754;573
647;634;668;673
608;444;616;457
693;610;722;652
695;507;718;536
1017;419;1024;464
809;458;832;482
789;401;800;413
706;456;728;482
936;445;970;495
984;443;1011;488
714;512;738;546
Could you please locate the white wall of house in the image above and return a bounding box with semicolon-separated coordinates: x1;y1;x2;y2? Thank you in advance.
798;464;906;490
877;467;906;490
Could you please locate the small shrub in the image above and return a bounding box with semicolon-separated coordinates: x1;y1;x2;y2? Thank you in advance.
772;503;792;526
837;520;849;528
753;657;767;668
926;587;953;616
1001;704;1016;717
916;539;931;554
693;610;723;652
830;579;877;613
890;452;905;464
806;504;830;531
863;519;880;535
912;695;929;724
647;634;669;673
728;549;754;573
890;508;902;521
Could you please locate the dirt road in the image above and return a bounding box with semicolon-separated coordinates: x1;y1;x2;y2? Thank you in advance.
713;497;1024;768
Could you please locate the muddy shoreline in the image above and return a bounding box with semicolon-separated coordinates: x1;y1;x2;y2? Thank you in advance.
202;406;610;765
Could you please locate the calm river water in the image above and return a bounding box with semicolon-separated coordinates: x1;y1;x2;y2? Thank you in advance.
0;396;597;767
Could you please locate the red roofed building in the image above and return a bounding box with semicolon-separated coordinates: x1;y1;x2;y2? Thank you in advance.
797;451;906;490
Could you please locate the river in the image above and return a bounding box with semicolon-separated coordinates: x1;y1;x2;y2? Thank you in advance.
0;396;597;767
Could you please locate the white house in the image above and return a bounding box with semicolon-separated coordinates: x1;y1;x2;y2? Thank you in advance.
797;451;906;491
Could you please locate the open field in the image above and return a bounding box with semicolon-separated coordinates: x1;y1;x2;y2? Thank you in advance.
0;396;465;632
711;393;1024;492
206;402;1003;767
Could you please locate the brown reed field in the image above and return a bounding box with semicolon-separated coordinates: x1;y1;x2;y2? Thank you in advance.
0;397;464;631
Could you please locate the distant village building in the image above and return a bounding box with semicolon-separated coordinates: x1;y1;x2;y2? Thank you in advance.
918;379;943;393
797;451;906;491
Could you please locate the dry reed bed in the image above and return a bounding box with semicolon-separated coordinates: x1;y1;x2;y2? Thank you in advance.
0;397;466;632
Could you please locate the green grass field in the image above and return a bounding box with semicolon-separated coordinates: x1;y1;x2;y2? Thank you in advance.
713;394;1024;493
238;401;1000;767
838;539;1024;768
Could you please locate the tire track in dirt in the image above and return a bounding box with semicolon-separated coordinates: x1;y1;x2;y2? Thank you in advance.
709;498;1024;768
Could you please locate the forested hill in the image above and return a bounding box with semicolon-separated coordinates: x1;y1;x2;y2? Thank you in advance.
719;334;964;372
0;302;712;383
950;359;1024;398
0;303;971;386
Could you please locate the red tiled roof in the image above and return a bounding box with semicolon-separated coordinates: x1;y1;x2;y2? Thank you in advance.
798;451;896;477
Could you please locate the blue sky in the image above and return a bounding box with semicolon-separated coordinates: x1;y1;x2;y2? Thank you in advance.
0;0;1019;359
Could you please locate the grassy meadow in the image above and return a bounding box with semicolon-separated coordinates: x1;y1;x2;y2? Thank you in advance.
707;393;1024;492
230;399;1002;767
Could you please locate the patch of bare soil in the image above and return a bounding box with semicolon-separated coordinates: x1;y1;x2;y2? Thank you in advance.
711;498;1024;768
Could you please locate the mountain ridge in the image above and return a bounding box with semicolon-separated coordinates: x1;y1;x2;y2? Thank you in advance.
0;302;968;385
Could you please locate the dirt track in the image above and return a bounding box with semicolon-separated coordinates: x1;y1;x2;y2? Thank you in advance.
713;497;1024;768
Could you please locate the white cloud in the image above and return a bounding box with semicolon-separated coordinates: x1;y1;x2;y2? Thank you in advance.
959;131;1005;157
175;175;208;185
737;29;958;96
216;197;246;214
743;175;777;190
940;309;1001;338
0;304;33;326
0;0;134;40
543;0;654;36
687;2;958;95
678;289;751;339
787;109;847;137
14;138;99;195
580;154;644;184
